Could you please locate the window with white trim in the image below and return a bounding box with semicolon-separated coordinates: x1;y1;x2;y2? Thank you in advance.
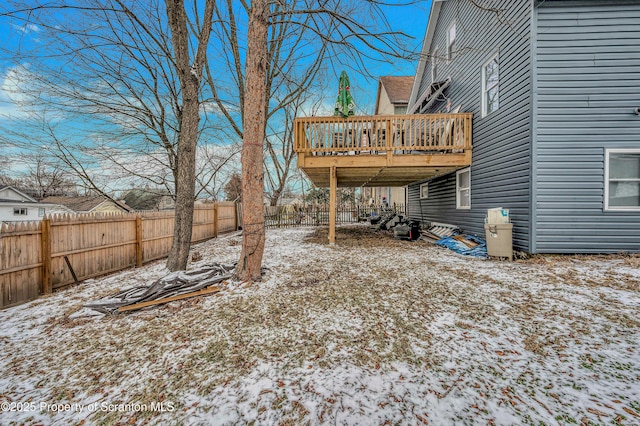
420;183;429;199
605;149;640;210
38;208;45;217
447;22;456;60
431;48;439;82
456;168;471;209
482;54;500;117
13;207;28;216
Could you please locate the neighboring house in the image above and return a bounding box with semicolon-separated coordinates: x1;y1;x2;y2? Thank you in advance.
366;76;414;207
277;197;303;207
120;188;175;211
0;186;70;223
41;195;131;214
406;0;640;253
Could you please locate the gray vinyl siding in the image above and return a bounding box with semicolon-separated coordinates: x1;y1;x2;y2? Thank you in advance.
533;1;640;253
408;0;533;251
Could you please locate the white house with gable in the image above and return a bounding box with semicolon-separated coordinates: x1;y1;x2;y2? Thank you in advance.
0;186;70;223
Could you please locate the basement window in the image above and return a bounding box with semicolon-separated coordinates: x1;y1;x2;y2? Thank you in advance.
605;149;640;210
420;183;429;199
456;168;471;209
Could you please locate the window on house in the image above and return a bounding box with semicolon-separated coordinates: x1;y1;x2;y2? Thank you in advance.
482;54;500;117
394;105;407;115
420;183;429;199
605;150;640;210
447;23;456;60
431;48;439;81
456;168;471;209
38;208;45;217
13;208;28;216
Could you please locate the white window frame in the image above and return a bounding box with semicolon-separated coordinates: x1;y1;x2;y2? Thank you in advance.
13;207;28;216
604;148;640;211
38;207;45;217
420;183;429;199
456;168;471;209
481;53;500;117
446;22;456;61
431;47;439;82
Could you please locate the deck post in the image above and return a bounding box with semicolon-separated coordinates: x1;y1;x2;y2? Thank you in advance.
329;166;337;245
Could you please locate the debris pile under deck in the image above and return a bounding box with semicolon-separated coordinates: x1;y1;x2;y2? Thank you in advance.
85;263;235;314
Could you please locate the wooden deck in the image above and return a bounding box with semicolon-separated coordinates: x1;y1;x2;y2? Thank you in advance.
294;113;473;187
293;113;473;243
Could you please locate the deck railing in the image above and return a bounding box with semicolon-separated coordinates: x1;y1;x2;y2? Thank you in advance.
294;113;472;155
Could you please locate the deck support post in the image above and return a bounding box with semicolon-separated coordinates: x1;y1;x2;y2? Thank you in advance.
329;166;337;245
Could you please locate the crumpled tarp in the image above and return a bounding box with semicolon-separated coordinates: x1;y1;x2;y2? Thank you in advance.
435;234;488;257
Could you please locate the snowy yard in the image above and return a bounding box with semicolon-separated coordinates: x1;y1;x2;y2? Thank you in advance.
1;225;639;425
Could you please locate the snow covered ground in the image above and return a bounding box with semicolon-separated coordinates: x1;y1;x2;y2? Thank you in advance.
1;226;639;425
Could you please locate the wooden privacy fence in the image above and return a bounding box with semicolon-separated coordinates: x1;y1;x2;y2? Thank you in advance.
265;204;406;228
0;202;238;310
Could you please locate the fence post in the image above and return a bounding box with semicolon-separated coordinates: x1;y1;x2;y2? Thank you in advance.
233;202;238;230
41;218;52;295
135;216;143;267
277;206;282;228
213;203;219;238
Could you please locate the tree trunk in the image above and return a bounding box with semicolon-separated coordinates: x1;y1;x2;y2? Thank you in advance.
165;0;214;271
166;98;199;271
237;0;269;282
269;188;282;207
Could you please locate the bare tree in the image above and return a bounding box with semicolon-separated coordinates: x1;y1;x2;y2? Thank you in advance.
223;172;242;202
2;0;414;280
237;0;270;281
227;0;413;281
264;92;326;206
0;0;229;270
21;153;76;198
164;0;214;271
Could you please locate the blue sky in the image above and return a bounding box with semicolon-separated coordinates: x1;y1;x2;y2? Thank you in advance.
0;1;432;119
0;1;432;190
329;1;432;114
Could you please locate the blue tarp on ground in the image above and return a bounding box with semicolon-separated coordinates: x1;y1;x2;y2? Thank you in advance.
435;235;488;258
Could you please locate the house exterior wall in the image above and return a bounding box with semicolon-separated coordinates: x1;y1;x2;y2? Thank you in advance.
369;187;406;207
532;1;640;253
407;0;533;251
158;196;175;210
372;81;408;206
0;203;46;222
92;200;129;213
0;187;33;202
377;86;394;115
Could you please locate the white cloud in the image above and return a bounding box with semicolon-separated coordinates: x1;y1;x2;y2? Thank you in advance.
0;65;32;119
11;23;40;34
